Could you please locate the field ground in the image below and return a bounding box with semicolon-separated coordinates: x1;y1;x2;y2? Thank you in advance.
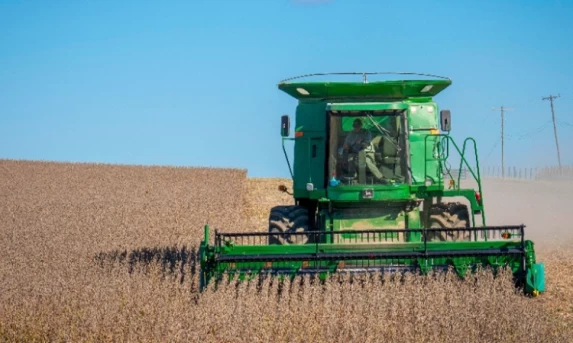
1;160;572;342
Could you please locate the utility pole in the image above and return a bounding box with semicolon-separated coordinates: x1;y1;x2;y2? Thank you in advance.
492;106;513;178
542;94;562;169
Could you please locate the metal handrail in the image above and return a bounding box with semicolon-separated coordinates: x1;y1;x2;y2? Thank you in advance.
424;135;483;191
216;225;525;248
217;225;523;238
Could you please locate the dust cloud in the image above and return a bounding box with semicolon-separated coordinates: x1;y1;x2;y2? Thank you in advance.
480;178;573;248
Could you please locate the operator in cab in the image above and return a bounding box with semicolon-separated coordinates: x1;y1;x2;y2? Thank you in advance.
343;118;384;182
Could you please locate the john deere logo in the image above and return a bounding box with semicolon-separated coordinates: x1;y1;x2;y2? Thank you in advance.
362;189;374;199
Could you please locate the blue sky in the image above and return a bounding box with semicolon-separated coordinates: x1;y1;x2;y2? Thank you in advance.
1;0;572;177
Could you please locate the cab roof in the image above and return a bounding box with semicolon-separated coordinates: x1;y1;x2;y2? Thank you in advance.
278;79;451;100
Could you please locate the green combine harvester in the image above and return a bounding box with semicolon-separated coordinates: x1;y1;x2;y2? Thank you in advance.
199;72;545;296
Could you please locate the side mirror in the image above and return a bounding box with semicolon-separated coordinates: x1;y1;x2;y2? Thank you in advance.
440;110;451;131
281;114;290;137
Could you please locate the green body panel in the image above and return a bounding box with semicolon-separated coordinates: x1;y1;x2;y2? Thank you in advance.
405;101;441;186
406;207;422;241
292;101;327;199
327;184;411;201
528;264;546;293
406;101;439;129
199;75;545;296
331;206;407;242
409;131;440;184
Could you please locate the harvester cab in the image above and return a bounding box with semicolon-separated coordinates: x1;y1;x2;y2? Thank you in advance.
199;72;545;296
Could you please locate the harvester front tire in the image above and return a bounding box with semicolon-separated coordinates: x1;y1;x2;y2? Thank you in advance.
268;205;311;245
428;202;470;241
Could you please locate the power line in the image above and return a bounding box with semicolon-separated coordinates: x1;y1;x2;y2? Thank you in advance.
484;137;501;163
542;94;562;168
492;106;513;178
482;109;500;127
516;120;552;140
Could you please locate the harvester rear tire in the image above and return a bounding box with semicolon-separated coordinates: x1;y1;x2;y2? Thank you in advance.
428;202;470;242
268;205;311;245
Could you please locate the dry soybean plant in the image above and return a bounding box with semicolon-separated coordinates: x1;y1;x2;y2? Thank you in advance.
0;160;246;342
0;160;571;342
193;268;567;343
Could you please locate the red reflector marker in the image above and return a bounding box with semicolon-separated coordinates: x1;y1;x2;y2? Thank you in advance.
475;192;481;202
